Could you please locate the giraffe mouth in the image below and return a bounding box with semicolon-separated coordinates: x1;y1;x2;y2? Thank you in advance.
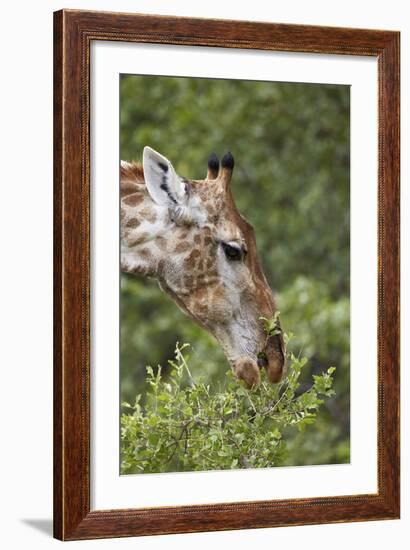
264;332;286;382
255;332;286;382
257;352;268;369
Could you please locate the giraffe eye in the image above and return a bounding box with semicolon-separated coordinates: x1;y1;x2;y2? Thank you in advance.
222;242;245;261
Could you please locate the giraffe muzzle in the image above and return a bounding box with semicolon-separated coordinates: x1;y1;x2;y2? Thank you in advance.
234;332;285;389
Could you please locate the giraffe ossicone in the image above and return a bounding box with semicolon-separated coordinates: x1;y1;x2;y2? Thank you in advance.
121;146;285;388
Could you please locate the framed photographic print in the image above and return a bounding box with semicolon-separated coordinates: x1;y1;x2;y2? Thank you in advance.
53;9;400;540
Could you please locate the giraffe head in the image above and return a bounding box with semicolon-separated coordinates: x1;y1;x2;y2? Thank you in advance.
121;147;285;388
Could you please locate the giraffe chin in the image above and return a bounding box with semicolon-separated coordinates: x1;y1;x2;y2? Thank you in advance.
233;357;261;389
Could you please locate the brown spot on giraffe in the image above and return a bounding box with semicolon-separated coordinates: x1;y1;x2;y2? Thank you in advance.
127;232;150;247
156;236;168;251
139;207;157;224
176;228;190;240
138;248;152;259
206;257;214;271
123;194;144;207
196;302;209;317
183;275;194;288
174;241;191;254
125;217;141;229
184;249;201;269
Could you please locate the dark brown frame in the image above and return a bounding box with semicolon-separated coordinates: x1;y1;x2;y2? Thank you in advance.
54;9;400;541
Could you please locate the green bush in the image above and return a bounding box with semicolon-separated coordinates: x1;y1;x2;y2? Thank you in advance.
121;338;336;474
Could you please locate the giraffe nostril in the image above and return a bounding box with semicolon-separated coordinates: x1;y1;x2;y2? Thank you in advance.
257;353;268;369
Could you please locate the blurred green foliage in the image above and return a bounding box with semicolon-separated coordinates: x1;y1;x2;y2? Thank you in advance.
120;74;350;467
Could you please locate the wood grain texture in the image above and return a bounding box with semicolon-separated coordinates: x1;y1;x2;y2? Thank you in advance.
53;9;400;541
53;10;63;540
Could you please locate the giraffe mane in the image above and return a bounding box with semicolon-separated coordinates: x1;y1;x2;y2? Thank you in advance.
120;161;146;198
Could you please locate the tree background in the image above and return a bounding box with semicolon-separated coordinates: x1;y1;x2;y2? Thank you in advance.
120;74;350;467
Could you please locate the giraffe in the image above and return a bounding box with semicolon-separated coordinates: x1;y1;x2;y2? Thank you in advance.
121;146;285;388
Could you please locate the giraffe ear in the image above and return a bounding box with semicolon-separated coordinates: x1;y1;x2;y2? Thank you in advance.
143;146;187;206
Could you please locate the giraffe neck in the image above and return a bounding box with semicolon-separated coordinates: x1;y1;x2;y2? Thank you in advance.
121;186;172;276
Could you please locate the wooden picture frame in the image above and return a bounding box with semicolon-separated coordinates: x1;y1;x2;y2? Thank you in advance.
53;9;400;541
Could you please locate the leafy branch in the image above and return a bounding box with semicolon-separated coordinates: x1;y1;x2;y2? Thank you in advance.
121;329;336;474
